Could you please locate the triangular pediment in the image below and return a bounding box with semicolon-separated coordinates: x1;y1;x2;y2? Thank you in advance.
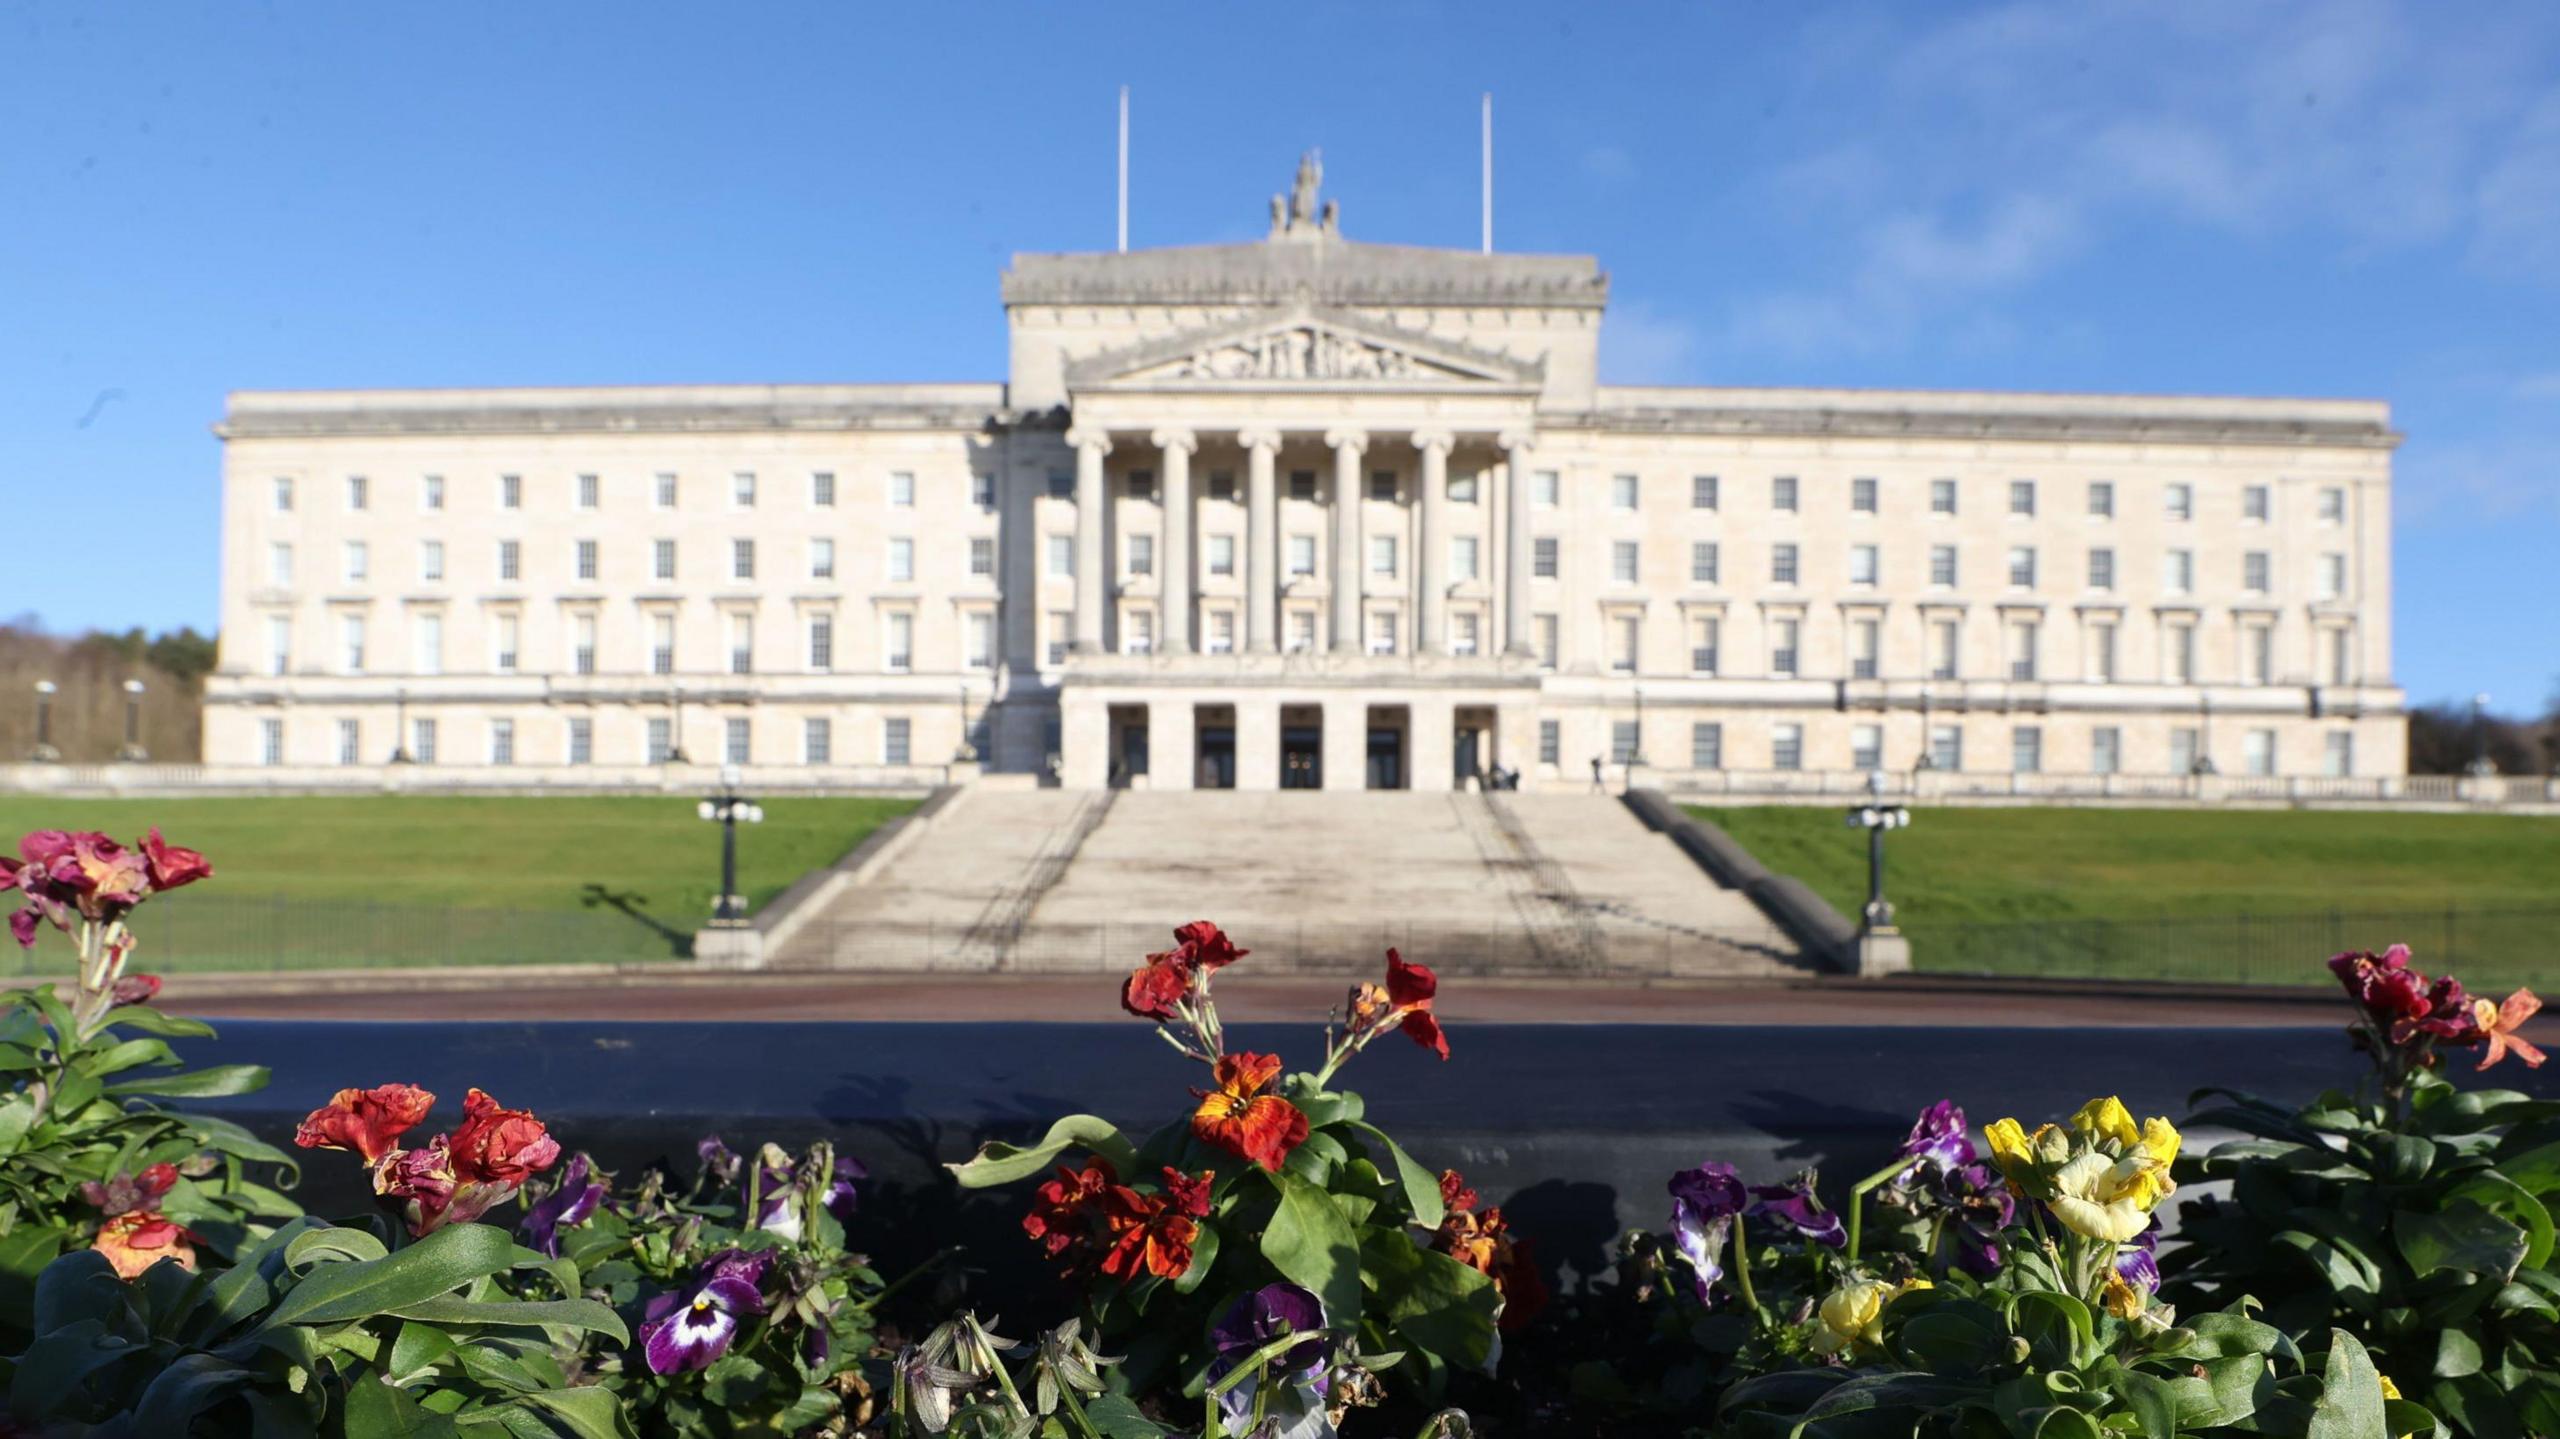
1065;306;1543;389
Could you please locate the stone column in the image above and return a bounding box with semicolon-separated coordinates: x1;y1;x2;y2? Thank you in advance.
1152;429;1196;655
1059;689;1109;789
1413;430;1455;654
1067;427;1111;653
1235;698;1280;791
1500;431;1536;657
1240;429;1280;653
1322;699;1367;792
1326;429;1367;653
1149;697;1196;792
1408;693;1456;792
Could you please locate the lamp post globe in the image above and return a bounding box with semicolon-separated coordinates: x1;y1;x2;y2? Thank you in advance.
116;678;148;762
700;766;763;927
30;680;60;763
1843;769;1910;933
2469;692;2495;777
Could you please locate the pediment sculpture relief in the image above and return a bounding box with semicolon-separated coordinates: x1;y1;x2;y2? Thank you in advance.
1161;326;1445;381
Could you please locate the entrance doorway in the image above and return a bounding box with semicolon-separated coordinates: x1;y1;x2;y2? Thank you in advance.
1453;705;1497;789
1280;704;1323;789
1108;705;1149;789
1366;705;1408;790
1194;705;1235;790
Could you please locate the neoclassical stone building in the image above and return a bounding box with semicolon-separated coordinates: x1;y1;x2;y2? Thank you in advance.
207;161;2405;790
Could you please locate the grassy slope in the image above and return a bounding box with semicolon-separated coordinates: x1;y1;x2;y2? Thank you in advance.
0;795;916;970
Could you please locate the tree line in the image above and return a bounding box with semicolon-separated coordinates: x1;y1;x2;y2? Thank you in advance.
0;618;213;764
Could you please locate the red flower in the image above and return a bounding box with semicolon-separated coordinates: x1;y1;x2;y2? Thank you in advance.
93;1210;197;1280
295;1083;437;1164
1385;949;1449;1061
142;828;212;893
374;1138;465;1235
2478;989;2548;1072
111;973;162;1008
1098;1167;1215;1280
1438;1168;1480;1217
1191;1052;1309;1172
1173;921;1247;972
1434;1193;1548;1333
448;1088;561;1185
1121;949;1194;1022
1024;1157;1119;1263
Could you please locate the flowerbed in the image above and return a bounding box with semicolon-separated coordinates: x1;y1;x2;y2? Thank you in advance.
4;826;2556;1437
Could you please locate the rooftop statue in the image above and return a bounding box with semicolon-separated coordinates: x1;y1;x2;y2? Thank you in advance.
1269;150;1337;238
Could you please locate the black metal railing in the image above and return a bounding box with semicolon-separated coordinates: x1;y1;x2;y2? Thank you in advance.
4;894;689;975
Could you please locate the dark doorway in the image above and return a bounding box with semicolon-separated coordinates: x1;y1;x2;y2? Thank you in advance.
1196;725;1236;790
1281;726;1323;789
1366;726;1404;790
1108;705;1149;789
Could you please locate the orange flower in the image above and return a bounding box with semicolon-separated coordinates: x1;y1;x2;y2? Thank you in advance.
1024;1157;1119;1265
448;1088;560;1185
2477;988;2548;1071
295;1082;436;1163
1099;1167;1215;1280
94;1209;196;1280
1191;1052;1309;1172
1433;1194;1548;1333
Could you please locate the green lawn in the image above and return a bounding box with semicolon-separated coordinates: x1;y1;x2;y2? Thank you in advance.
0;795;916;972
1689;805;2560;987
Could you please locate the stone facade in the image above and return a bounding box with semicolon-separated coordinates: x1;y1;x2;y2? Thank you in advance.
206;160;2405;791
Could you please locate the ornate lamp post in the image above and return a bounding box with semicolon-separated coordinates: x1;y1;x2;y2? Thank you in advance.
1622;687;1649;796
31;681;60;762
2468;692;2496;777
1842;770;1913;975
116;679;148;762
389;687;413;763
665;684;690;765
697;764;764;927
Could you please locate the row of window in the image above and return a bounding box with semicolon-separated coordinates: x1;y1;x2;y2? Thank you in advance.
265;535;995;588
277;471;996;515
1542;719;2356;779
265;609;998;678
251;714;923;768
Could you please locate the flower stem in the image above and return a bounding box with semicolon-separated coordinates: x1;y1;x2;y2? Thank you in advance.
1843;1155;1911;1265
1730;1218;1764;1326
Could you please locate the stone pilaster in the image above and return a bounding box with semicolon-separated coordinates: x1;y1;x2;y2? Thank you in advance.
1326;429;1368;653
1152;429;1196;655
1240;429;1281;653
1067;427;1111;653
1500;430;1536;657
1413;430;1454;655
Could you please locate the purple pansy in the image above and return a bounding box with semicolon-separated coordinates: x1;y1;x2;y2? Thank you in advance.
822;1155;866;1225
1928;1160;2015;1277
2114;1227;2160;1295
1208;1282;1332;1438
696;1135;740;1187
639;1250;772;1374
1897;1101;1976;1178
1667;1161;1749;1303
520;1153;608;1258
1747;1175;1847;1249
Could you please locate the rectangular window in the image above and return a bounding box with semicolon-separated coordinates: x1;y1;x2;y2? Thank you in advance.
1128;534;1155;577
2012;725;2042;774
414;613;443;675
2010;620;2039;681
2089;621;2118;682
885;612;913;672
1771;723;1803;771
810;538;836;580
1288;535;1317;577
273;476;295;512
1048;535;1075;579
344;540;369;582
1369;469;1397;502
889;471;916;507
1533;470;1560;507
2165;623;2196;684
732;472;756;508
2165;482;2193;521
650;614;675;675
340;614;364;673
577;539;599;582
1613;720;1642;765
2246;624;2273;685
1851;477;1878;513
1850;543;1879;587
2007;546;2037;589
1611;474;1639;511
1692;474;1719;510
1691;541;1719;584
493;614;519;674
804;717;832;765
1533;537;1559;579
1612;541;1640;584
1452;612;1480;657
2009;479;2036;516
966;612;995;670
2244;728;2276;777
1047;470;1075;500
260;717;284;766
647;717;673;764
1448;473;1478;504
653;539;676;582
1535;614;1558;669
1852;723;1883;772
2163;549;2195;594
1370;536;1397;576
498;539;520;582
347;474;369;511
2087;480;2114;517
1612;615;1640;673
732;538;756;581
1771;618;1800;677
2092;726;2122;775
420;540;444;582
1289;470;1318;502
1930;544;1957;587
1852;617;1879;679
1771;543;1798;585
1928;724;1962;772
969;537;994;577
422;475;444;510
1286;609;1315;655
1123;609;1155;656
725;717;751;765
2243;484;2269;522
411;717;438;765
1691;615;1721;674
2328;627;2352;685
2318;553;2346;600
1692;721;1724;770
2324;731;2354;777
1540;719;1561;766
728;613;754;675
269;542;294;586
1931;619;1960;680
1201;470;1232;502
577;473;600;510
267;615;291;676
807;614;834;671
655;473;678;509
1208;534;1235;576
971;472;997;510
490;719;516;766
812;471;836;508
1047;611;1072;666
2318;486;2346;524
2243;551;2270;594
1206;610;1236;655
337;717;361;765
568;717;593;766
2088;547;2115;591
1772;476;1798;512
1930;478;1958;515
572;614;597;675
498;474;521;510
1452;535;1480;581
2170;727;2200;775
888;537;915;583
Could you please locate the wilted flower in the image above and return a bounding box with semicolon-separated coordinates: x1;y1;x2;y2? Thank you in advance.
81;1162;178;1218
141;828;212;893
640;1249;772;1374
294;1083;437;1164
521;1153;608;1258
1024;1157;1118;1269
1747;1173;1846;1249
1809;1276;1930;1357
2038;1098;2180;1243
1434;1169;1549;1334
2476;989;2547;1071
894;1324;990;1434
304;1083;559;1237
696;1135;742;1187
1209;1283;1333;1439
448;1087;561;1185
109;973;162;1008
93;1209;197;1280
1666;1160;1748;1302
1122;920;1247;1022
1192;1051;1310;1172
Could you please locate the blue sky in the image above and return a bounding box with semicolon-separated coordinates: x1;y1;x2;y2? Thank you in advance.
3;1;2554;711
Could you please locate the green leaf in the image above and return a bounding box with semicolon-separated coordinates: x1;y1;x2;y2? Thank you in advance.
106;1062;270;1098
0;1220;70;1332
1173;1218;1221;1294
385;1294;629;1344
2308;1329;2390;1439
387;1318;461;1382
34;1248;128;1332
263;1224;516;1329
79;1036;177;1077
946;1114;1137;1189
95;1005;217;1040
2396;1201;2529;1282
1260;1168;1361;1325
2433;1326;2484;1379
1347;1121;1444;1230
0;1092;40;1155
288;1226;390;1268
7;1318;143;1416
343;1374;464;1438
2450;1173;2555;1270
1358;1228;1496;1373
519;1386;641;1439
129;1350;255;1434
1082;1391;1175;1437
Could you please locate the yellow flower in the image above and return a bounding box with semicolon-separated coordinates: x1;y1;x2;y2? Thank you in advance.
2101;1270;2146;1319
1984;1118;2031;1174
2047;1151;2171;1242
2140;1115;2181;1168
2378;1375;2401;1401
1809;1277;1931;1356
2071;1096;2139;1148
